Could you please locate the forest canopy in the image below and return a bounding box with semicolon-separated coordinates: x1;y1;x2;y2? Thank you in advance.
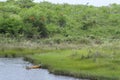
0;0;120;39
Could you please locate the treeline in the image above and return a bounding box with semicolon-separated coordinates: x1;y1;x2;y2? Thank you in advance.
0;0;120;39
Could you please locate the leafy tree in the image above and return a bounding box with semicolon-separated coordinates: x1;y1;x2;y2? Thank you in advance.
0;15;24;37
20;6;49;38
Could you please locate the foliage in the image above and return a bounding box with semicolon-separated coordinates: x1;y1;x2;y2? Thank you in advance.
0;1;120;79
0;1;120;39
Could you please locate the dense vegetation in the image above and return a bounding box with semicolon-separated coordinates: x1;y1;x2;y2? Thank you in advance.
0;0;120;39
0;0;120;80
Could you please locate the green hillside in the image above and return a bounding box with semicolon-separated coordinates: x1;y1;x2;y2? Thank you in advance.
0;0;120;40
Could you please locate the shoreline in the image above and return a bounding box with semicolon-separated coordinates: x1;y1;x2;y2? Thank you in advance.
24;55;118;80
0;40;120;80
0;54;117;80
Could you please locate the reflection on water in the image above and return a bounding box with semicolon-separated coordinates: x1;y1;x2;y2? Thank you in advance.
0;58;88;80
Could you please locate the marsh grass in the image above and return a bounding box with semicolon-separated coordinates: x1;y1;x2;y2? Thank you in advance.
0;48;40;57
25;45;120;80
0;36;120;80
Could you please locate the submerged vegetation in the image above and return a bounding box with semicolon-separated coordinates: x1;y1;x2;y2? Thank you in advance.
0;0;120;80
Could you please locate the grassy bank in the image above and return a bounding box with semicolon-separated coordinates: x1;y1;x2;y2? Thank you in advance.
24;41;120;80
0;37;120;80
0;48;44;57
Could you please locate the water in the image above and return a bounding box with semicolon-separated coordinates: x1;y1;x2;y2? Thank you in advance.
0;58;88;80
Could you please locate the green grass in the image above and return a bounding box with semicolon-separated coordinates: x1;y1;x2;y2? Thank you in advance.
0;36;120;80
0;48;51;57
25;47;120;80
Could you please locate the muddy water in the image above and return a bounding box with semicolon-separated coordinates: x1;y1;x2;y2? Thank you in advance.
0;58;88;80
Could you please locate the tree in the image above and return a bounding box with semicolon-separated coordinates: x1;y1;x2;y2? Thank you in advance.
20;6;49;38
0;15;24;37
